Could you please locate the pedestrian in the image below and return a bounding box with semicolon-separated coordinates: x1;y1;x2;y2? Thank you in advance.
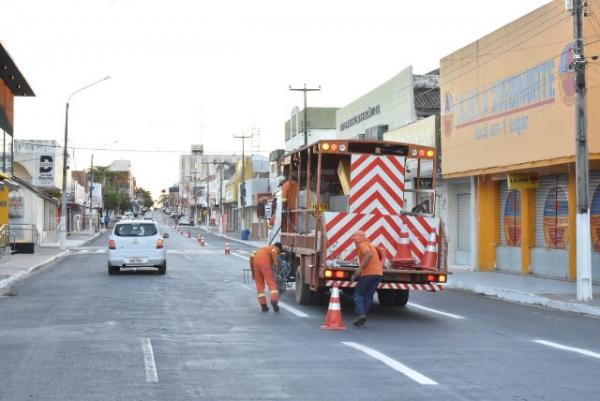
104;214;110;229
351;231;383;327
250;242;283;312
280;172;298;232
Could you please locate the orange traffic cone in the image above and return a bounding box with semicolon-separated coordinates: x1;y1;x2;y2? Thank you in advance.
197;235;202;244
321;284;346;330
419;232;438;271
391;227;415;268
200;237;205;246
224;242;231;255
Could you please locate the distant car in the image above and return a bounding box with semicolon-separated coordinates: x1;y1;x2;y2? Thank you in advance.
108;220;168;275
144;213;154;220
178;216;193;226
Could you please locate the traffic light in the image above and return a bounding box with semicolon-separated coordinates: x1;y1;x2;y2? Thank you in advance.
240;183;246;207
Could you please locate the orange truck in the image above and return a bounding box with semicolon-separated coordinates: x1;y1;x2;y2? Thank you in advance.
270;139;448;306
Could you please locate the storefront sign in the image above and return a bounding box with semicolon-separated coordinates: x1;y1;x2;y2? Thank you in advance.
439;3;590;176
339;105;381;131
36;155;55;187
507;174;539;190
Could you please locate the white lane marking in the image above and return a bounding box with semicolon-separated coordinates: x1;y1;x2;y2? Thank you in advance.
407;302;466;320
141;338;159;383
533;340;600;360
278;302;310;318
342;342;438;385
231;253;249;261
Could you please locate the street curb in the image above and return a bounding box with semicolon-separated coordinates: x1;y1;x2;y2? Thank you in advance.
447;281;600;318
197;226;264;248
0;251;69;291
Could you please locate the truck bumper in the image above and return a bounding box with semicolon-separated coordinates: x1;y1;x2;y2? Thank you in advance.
325;280;445;292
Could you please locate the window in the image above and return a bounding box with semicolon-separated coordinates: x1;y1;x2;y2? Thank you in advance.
115;223;158;237
543;186;569;249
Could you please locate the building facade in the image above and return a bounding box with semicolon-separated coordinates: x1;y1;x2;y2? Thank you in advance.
440;0;600;282
284;107;338;151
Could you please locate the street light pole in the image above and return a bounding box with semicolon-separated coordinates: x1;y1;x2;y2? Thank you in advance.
234;134;252;232
89;154;94;234
289;84;321;147
59;76;111;249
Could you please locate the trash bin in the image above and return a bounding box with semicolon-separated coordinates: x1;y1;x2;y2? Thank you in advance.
241;229;250;240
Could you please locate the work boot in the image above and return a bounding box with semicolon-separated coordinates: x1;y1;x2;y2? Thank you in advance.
272;301;280;312
261;304;269;312
352;315;367;327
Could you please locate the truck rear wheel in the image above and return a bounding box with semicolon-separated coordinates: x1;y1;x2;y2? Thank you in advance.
295;266;313;305
395;290;409;307
377;289;409;307
377;290;397;307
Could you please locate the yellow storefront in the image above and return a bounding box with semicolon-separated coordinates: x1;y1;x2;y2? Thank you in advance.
440;0;600;282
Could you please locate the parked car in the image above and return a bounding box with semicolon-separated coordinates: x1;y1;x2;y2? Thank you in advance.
178;216;193;226
108;220;169;275
144;212;154;220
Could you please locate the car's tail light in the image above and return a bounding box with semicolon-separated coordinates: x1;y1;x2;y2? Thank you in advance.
108;239;116;250
156;239;164;249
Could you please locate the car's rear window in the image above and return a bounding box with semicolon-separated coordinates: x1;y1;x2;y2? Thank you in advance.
114;223;158;237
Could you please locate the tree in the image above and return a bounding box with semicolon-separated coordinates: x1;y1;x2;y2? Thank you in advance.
135;187;154;208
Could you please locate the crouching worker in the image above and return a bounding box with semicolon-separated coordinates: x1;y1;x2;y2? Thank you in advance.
249;242;283;312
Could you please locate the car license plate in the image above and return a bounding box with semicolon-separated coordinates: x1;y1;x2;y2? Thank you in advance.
126;257;146;264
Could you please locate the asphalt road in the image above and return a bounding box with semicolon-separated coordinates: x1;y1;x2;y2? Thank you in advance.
1;215;599;401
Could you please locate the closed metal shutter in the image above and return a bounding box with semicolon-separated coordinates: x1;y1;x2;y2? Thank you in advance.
457;193;471;251
499;180;509;245
535;174;569;248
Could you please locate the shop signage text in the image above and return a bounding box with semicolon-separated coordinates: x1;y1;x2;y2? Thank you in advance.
507;174;539;190
339;105;381;131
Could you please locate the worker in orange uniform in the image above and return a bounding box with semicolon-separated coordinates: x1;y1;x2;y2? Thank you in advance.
250;242;283;312
351;231;383;327
281;172;298;232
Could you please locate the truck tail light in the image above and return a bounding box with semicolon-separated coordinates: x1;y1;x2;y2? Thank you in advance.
108;239;116;250
325;270;347;279
438;274;447;283
156;239;164;249
426;274;436;282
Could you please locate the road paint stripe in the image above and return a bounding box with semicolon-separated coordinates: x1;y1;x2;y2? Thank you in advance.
278;301;310;318
407;302;465;320
342;342;437;385
231;253;249;261
533;340;600;360
141;338;158;383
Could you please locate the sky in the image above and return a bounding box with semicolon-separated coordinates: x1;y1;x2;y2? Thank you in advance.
1;0;551;198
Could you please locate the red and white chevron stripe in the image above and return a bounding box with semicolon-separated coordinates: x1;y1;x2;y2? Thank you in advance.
325;280;445;292
349;154;406;215
323;212;439;263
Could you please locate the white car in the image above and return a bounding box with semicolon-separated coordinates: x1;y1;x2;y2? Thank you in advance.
144;213;154;220
178;216;193;226
108;220;168;275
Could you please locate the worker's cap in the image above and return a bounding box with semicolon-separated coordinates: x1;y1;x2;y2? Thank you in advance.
352;230;367;243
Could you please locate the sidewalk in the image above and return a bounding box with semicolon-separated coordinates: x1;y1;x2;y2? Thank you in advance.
0;231;102;293
199;225;600;317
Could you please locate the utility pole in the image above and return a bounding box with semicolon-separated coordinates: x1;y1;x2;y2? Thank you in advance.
234;133;252;232
89;154;94;234
289;83;321;146
203;161;210;226
572;0;593;301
